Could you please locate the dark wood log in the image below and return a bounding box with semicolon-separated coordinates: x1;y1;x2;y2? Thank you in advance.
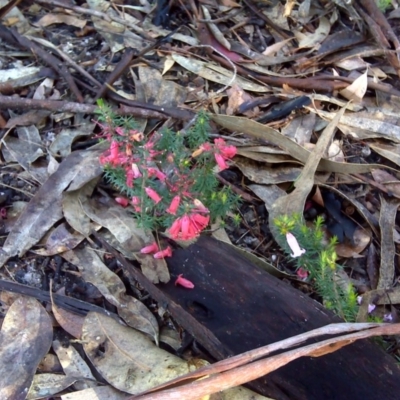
161;236;400;400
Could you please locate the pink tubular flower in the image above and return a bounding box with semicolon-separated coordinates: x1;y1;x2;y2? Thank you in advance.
125;168;134;188
115;197;129;207
213;138;237;170
214;153;229;171
131;163;142;179
193;199;209;213
141;242;159;254
175;274;194;289
166;196;181;215
145;187;162;204
296;267;308;280
147;167;167;182
167;213;210;241
100;140;127;166
286;232;306;258
154;246;173;259
214;138;237;159
131;196;141;212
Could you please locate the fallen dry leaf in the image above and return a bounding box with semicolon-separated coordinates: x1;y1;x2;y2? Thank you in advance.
0;297;52;399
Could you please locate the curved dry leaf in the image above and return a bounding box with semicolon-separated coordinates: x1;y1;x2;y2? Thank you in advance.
51;288;84;339
133;324;400;400
296;17;331;48
33;222;86;256
82;312;196;394
0;297;53;400
172;54;269;92
335;228;371;258
27;374;78;400
50;125;94;158
63;178;98;236
370;142;400;168
0;148;104;268
236;156;303;184
62;247;159;341
53;340;96;391
339;69;368;102
371;169;400;199
211;114;382;173
36;13;86;28
60;385;128;400
315;109;400;143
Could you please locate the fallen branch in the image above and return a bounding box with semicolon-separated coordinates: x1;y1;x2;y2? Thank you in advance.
131;323;400;400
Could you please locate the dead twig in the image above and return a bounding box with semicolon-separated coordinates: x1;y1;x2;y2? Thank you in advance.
0;24;84;102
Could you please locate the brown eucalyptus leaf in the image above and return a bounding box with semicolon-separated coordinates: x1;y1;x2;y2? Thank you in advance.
371;169;400;199
370;142;400;168
236;156;303;184
0;148;104;268
82;312;195;394
62;247;159;341
27;374;78;399
60;386;128;400
62;178;99;236
33;222;86;256
0;297;53;400
51;288;84;339
248;184;286;211
211;114;382;173
53;340;96;391
80;195;169;284
138;66;187;107
172;54;269;92
335;228;371;258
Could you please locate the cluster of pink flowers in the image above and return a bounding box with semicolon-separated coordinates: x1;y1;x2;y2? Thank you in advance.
194;138;237;171
98;119;237;261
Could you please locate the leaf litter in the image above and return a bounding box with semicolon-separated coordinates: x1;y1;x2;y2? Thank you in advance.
1;0;400;398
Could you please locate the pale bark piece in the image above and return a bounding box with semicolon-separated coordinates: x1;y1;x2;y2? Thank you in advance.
0;148;104;268
0;297;53;400
378;196;400;289
62;247;159;341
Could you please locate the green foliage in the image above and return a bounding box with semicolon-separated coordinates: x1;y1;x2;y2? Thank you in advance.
377;0;392;11
96;103;240;235
274;214;358;321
